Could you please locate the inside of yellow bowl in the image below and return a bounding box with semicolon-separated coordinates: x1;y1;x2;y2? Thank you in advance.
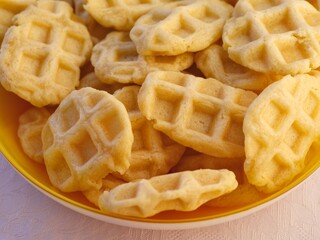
1;84;320;223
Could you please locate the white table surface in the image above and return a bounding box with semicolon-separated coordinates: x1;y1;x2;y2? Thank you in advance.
1;153;319;240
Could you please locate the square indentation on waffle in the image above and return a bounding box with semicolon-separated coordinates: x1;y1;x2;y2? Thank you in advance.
114;46;139;62
68;128;98;166
46;150;72;187
92;108;125;143
62;32;86;56
261;99;290;132
55;62;79;88
27;21;53;44
37;0;72;16
152;86;184;123
57;99;80;133
19;51;48;77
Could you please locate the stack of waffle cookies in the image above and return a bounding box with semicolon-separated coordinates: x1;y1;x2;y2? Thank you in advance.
2;0;320;218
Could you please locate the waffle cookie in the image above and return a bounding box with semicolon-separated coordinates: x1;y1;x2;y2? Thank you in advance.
42;87;134;192
74;0;110;45
170;153;264;208
244;74;320;193
171;153;244;173
82;174;126;207
78;72;125;93
130;0;233;56
91;31;193;85
99;169;238;217
114;85;185;181
84;0;175;31
223;0;320;75
138;71;257;158
0;0;92;107
0;0;35;44
195;44;278;92
205;174;264;208
18;107;51;164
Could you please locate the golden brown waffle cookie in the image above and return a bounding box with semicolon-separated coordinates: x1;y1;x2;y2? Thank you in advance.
0;0;92;107
73;0;110;45
170;153;264;207
0;0;35;44
114;85;185;181
130;0;233;56
82;174;126;207
171;153;244;173
223;0;320;75
18;107;51;164
99;169;238;217
195;44;279;92
138;71;257;158
244;74;320;193
42;87;134;192
205;175;264;208
84;0;175;31
78;72;125;93
91;31;193;85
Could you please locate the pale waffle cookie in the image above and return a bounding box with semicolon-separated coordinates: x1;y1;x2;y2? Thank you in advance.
73;0;110;45
42;87;134;192
0;0;36;44
18;107;51;164
113;85;186;181
138;71;257;158
78;72;125;93
170;153;264;208
84;0;176;31
0;0;92;107
205;174;264;208
82;174;126;207
195;44;279;92
244;74;320;193
223;0;320;75
91;31;193;85
98;169;238;217
171;153;244;174
130;0;233;56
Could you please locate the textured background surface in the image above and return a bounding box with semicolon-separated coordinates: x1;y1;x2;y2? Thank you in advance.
1;153;319;240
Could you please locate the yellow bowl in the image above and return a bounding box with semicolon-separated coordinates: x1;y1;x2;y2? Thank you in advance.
1;84;320;230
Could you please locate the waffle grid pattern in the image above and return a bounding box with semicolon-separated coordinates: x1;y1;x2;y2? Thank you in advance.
114;86;185;181
99;169;238;217
138;71;257;158
92;31;193;85
244;74;320;192
223;0;320;75
130;0;233;55
84;0;175;30
195;44;277;91
42;87;133;192
0;0;92;107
